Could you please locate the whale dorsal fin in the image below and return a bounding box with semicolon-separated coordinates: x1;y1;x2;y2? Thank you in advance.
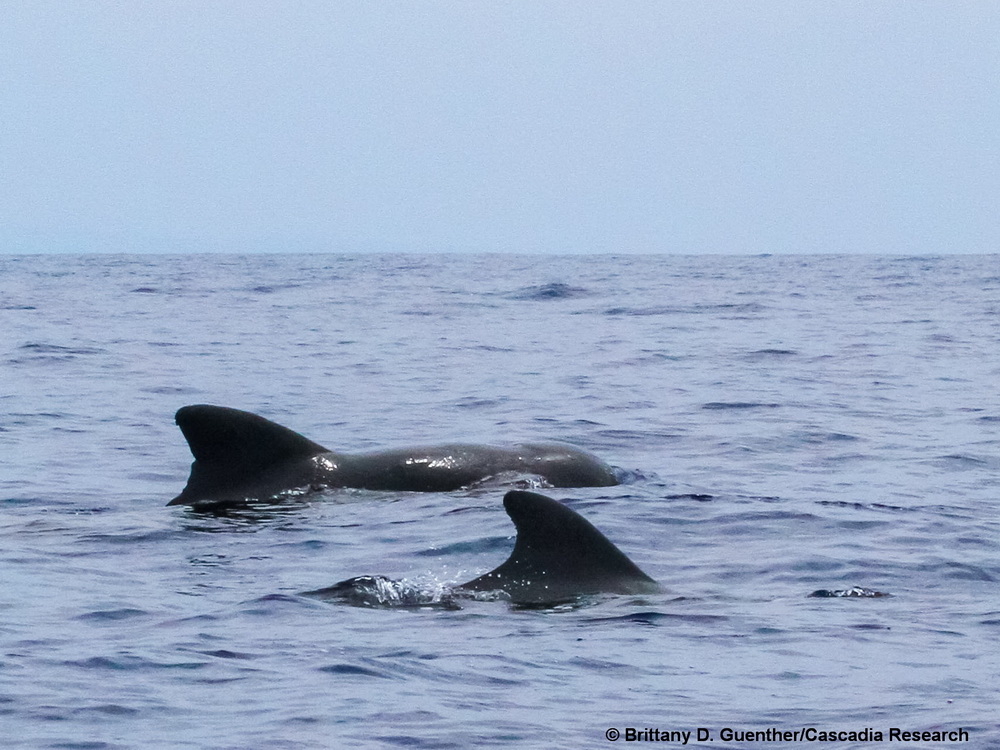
460;490;659;604
168;405;329;505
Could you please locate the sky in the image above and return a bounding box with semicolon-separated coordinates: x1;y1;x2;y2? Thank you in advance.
2;1;999;254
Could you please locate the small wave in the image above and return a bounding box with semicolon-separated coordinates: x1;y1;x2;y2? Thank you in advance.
239;594;308;615
197;649;257;660
816;500;911;513
76;529;184;545
9;342;107;365
702;301;767;314
468;345;515;352
935;454;988;466
415;535;513;557
318;663;395;679
140;386;197;396
925;453;999;474
74;608;149;622
605;301;766;317
2;496;44;505
922;561;997;582
18;343;106;356
746;348;798;358
66;655;206;671
604;305;684;316
449;396;510;410
247;283;304;294
506;282;589;301
593;428;681;448
613;468;661;484
72;704;141;717
805;431;858;443
702;401;781;410
586;611;727;626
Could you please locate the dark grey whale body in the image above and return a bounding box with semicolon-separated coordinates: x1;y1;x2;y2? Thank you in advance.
306;490;660;606
169;405;619;506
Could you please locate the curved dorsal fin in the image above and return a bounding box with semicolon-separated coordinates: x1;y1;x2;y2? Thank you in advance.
461;490;659;604
168;405;329;505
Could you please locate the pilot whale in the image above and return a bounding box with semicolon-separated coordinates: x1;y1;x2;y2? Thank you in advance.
305;490;661;606
168;405;620;506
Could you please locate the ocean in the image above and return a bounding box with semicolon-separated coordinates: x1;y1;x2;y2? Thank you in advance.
1;253;998;749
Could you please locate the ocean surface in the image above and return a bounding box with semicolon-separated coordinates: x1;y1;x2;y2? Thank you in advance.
2;253;999;749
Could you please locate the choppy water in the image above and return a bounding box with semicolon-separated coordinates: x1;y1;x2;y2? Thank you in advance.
2;253;999;749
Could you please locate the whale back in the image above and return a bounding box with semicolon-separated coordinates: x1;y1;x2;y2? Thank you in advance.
168;405;329;505
460;490;659;604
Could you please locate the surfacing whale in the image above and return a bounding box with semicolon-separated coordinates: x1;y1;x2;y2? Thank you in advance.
168;405;619;506
304;490;661;606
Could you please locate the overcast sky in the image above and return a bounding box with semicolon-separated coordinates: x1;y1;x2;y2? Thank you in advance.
3;2;998;254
